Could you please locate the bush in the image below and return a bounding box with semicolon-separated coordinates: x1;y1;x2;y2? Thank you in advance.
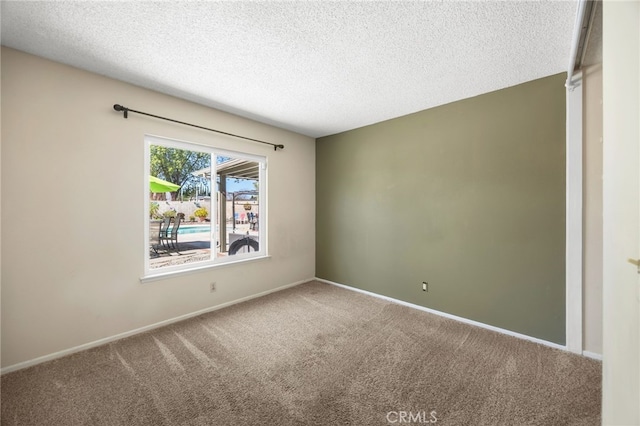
194;207;208;218
150;202;160;219
163;210;177;218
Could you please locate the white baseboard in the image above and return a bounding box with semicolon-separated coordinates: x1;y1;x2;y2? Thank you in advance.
316;277;568;352
582;350;603;361
1;278;312;375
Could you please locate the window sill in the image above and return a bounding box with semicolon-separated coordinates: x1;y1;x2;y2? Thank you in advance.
140;255;271;283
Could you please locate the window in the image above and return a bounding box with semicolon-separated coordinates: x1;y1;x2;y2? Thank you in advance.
145;135;266;277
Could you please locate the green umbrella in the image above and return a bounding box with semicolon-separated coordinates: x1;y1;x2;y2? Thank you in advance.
149;176;180;193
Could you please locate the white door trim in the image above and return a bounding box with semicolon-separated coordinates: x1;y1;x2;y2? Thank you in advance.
566;74;584;355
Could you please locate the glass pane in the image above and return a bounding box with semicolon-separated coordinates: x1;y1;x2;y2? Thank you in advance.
149;145;212;270
215;155;260;258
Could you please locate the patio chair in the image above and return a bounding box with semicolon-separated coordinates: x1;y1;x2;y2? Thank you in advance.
157;216;171;251
160;215;183;254
149;220;163;257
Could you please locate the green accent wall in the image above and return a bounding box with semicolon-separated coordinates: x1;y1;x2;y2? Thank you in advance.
316;73;566;344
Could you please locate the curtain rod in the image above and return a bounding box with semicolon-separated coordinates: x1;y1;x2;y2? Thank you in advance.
112;104;284;151
565;0;587;91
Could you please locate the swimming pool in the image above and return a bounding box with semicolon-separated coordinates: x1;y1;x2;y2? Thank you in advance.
176;225;212;235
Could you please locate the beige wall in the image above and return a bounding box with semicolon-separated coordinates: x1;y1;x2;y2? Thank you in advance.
0;47;316;368
317;74;566;344
582;64;603;355
602;1;640;422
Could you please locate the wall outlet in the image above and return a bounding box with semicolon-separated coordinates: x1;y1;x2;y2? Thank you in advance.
210;282;216;292
422;282;428;292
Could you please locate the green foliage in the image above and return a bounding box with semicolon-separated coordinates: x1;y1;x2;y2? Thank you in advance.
150;145;211;197
149;201;160;219
194;207;209;218
163;210;177;218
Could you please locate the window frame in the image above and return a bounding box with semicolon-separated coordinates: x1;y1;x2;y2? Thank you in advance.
143;134;267;280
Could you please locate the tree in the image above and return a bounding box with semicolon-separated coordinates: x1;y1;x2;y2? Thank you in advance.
150;146;210;199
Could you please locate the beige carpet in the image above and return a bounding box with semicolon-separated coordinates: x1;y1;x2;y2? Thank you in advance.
1;281;600;425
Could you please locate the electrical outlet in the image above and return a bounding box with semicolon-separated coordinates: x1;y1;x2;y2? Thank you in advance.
210;282;216;292
422;282;428;292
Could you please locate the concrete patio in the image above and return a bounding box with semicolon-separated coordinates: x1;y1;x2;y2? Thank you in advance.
149;223;257;269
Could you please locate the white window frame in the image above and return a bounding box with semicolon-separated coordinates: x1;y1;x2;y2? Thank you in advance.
143;134;267;280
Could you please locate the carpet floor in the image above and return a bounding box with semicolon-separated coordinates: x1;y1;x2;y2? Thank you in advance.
1;280;601;425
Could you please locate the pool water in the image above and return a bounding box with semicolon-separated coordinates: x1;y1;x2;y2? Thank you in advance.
176;225;211;235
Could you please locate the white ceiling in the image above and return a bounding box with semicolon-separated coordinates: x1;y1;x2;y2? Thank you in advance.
1;1;578;138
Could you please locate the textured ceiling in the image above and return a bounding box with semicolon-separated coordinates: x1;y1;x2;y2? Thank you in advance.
1;1;578;138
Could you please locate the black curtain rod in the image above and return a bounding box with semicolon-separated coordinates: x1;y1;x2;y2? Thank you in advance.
113;104;284;151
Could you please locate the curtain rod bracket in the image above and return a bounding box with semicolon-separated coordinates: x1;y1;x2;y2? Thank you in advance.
113;104;128;119
111;103;284;151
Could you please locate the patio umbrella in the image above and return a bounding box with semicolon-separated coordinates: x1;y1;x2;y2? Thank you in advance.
149;175;180;193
